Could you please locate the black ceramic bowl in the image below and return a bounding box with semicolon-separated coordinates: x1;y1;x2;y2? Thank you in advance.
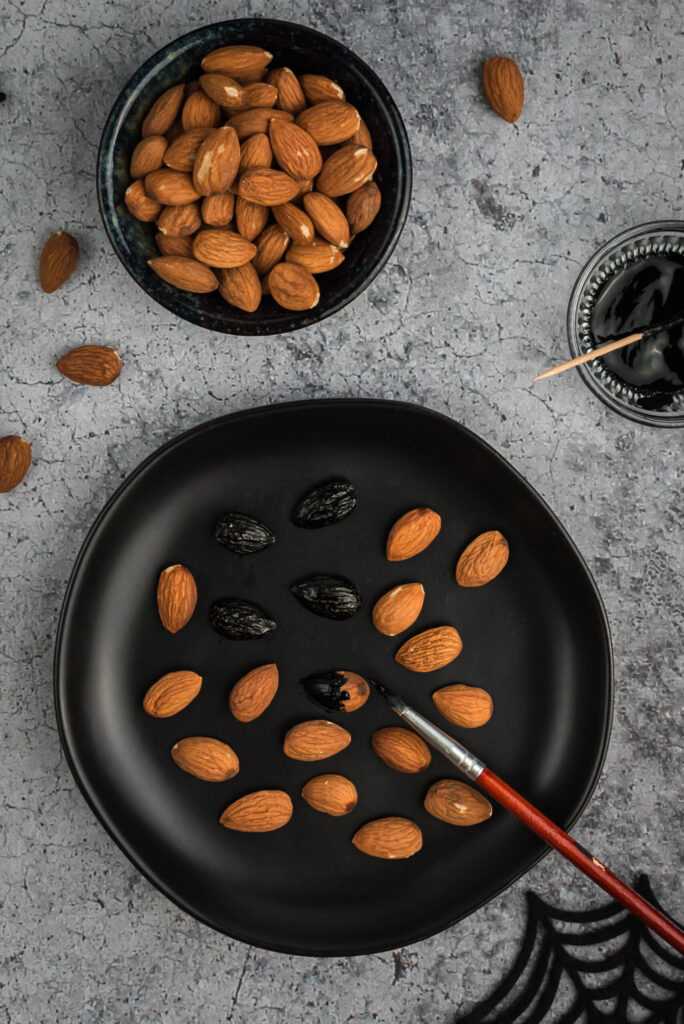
97;20;412;335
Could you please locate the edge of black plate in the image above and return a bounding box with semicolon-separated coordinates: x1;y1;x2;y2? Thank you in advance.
53;399;614;956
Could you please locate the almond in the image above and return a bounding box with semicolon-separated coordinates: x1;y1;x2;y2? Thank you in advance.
181;90;221;131
424;779;493;826
296;101;360;145
283;719;351;761
234;196;269;240
163;127;212;172
39;231;79;292
432;684;493;728
228;107;293;140
199;72;244;109
482;57;524;123
218;263;261;313
372;582;424;636
157;201;202;237
267;262;319;310
302;192;350;248
269;119;322;179
130;135;167;178
219;790;292;832
148;256;219;292
350;115;373;149
156;564;197;633
238;132;273;172
352;817;422;859
253;223;290;275
395;626;463;673
56;345;121;386
166;117;184;144
124;180;162;222
294;176;314;197
456;530;510;587
144;169;200;205
228;662;279;721
372;727;431;773
155;233;194;258
141;83;185;137
299;73;345;104
316;144;377;197
301;774;357;816
201;45;273;82
272;202;315;245
143;670;202;717
171;736;240;782
237;67;269;85
285;238;344;274
0;436;31;493
238;167;299;206
192;229;256;268
268;67;306;114
386;507;441;561
346;181;381;234
192;125;240;197
201;192;235;226
239;82;278;109
334;671;369;711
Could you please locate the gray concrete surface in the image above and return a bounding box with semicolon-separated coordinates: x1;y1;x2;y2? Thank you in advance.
1;0;682;1020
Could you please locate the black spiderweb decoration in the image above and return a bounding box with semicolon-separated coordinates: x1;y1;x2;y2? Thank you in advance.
457;876;684;1023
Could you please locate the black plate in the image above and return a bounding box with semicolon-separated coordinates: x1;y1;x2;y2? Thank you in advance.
54;400;613;955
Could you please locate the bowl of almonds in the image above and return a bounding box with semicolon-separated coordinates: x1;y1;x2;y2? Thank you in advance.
97;19;411;334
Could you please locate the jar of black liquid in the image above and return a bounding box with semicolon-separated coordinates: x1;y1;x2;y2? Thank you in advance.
567;222;684;427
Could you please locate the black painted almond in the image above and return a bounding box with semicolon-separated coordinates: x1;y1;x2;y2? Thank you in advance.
292;480;356;528
291;575;361;619
215;512;276;554
209;599;276;639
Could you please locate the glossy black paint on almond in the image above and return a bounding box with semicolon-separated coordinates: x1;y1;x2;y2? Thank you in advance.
209;599;276;639
301;670;351;711
292;480;357;528
291;575;361;619
215;512;276;554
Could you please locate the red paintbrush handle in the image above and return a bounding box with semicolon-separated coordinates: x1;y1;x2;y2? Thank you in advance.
478;767;684;955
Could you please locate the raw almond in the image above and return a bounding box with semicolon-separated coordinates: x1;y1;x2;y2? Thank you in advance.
199;72;244;109
294;176;314;197
424;779;493;826
372;582;424;636
39;231;79;292
130;135;167;178
352;817;422;859
219;790;292;832
192;229;256;268
351;115;373;149
181;90;221;131
301;774;357;816
238;168;300;206
157;564;197;633
235;196;269;240
148;256;219;292
201;192;235;226
267;262;319;310
155;233;195;258
166;117;184;144
346;181;381;234
482;56;524;123
163;127;212;172
268;67;306;114
299;73;345;104
372;727;431;773
316;144;377;197
456;530;509;586
125;180;162;222
157;201;202;237
272;202;315;245
432;684;493;728
296;101;360;145
269;119;322;179
253;223;290;275
228;107;293;140
144;169;200;205
386;507;441;561
395;625;463;673
193;125;240;196
0;436;31;493
201;45;273;82
141;83;185;137
283;719;351;761
237;67;269;85
334;670;369;711
285;238;344;273
302;192;350;248
238;132;273;172
56;345;121;386
229;662;279;721
171;736;239;781
218;264;261;311
239;82;278;109
143;670;202;717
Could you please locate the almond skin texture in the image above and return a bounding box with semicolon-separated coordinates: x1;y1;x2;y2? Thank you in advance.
199;73;244;109
181;90;221;131
163;127;212;172
272;202;315;245
192;229;256;268
148;256;219;293
157;201;202;237
220;790;292;832
353;817;422;860
432;684;493;728
125;181;162;222
239;132;273;172
346;181;381;234
228;107;293;140
351;116;373;149
130;135;167;178
141;84;185;136
239;82;278;109
386;507;441;561
39;231;79;292
267;262;319;310
155;233;194;258
144;169;200;205
424;779;493;826
171;737;239;781
143;670;202;717
218;263;261;312
395;625;463;673
238;168;300;206
316;144;377;197
0;436;31;493
483;57;524;123
193;125;241;196
157;564;197;633
57;345;121;386
229;663;279;721
285;238;344;273
301;774;357;816
296;101;360;145
299;74;345;104
456;530;510;586
201;45;274;81
372;582;425;636
268;67;307;114
372;727;431;773
201;192;235;226
235;196;269;241
335;671;370;711
283;720;351;761
253;223;290;275
269;119;322;179
302;192;350;248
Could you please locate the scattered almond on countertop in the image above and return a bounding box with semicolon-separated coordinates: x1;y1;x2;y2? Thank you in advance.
395;625;463;672
386;507;441;561
372;727;431;773
171;736;240;781
39;231;79;293
220;789;293;832
56;345;122;387
143;670;202;717
432;684;493;727
301;774;358;816
456;530;509;586
372;582;425;636
482;56;524;123
352;817;423;859
156;564;198;633
0;436;32;493
424;780;493;826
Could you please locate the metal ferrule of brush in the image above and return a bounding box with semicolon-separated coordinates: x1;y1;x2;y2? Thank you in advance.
396;704;485;781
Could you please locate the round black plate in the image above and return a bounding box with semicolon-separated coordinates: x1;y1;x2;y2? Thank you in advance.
54;400;613;955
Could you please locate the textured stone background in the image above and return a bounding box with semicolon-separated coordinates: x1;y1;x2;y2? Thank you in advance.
1;0;682;1020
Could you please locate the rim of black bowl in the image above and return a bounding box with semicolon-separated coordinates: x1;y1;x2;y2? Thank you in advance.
97;19;412;335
